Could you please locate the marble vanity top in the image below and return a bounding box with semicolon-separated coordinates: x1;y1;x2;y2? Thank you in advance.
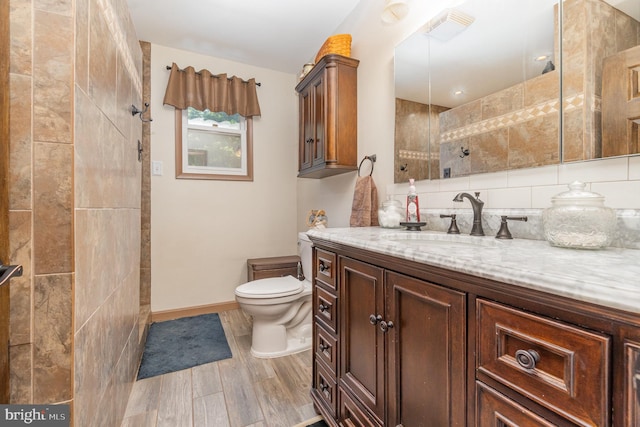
307;227;640;315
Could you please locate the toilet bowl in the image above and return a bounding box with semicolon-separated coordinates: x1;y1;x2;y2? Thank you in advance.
235;232;313;358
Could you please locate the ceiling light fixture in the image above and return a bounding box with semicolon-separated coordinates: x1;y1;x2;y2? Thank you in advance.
423;8;474;41
381;0;409;24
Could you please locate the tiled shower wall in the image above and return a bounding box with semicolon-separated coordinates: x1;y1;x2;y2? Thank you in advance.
8;0;145;425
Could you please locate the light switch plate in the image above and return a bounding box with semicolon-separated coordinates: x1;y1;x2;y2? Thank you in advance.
152;160;163;176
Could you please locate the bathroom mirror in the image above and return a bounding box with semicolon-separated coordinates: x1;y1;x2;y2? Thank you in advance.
394;0;640;182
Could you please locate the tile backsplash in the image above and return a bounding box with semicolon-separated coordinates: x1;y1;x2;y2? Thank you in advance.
388;155;640;249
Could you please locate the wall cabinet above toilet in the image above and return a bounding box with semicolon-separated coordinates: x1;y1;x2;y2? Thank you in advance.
295;54;359;179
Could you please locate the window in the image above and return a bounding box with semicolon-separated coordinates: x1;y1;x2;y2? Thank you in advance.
175;107;253;180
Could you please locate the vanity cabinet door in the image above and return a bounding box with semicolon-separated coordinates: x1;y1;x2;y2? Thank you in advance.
624;340;640;427
386;271;467;427
339;256;385;424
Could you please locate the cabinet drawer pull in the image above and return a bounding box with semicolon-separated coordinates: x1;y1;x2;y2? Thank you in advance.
380;320;394;332
515;349;540;370
306;138;314;144
369;314;382;325
319;343;329;352
319;263;330;273
318;303;329;313
319;382;330;396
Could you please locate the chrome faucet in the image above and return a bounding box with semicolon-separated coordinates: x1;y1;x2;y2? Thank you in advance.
453;192;485;236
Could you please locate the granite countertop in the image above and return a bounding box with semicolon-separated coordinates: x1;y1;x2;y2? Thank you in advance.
306;227;640;314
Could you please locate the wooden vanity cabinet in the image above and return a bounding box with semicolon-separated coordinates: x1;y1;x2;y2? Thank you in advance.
295;54;358;179
309;240;640;427
314;253;467;426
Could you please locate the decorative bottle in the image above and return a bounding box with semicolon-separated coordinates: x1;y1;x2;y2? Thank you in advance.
406;179;420;222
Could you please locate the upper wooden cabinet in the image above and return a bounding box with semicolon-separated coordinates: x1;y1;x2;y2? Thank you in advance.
295;54;359;178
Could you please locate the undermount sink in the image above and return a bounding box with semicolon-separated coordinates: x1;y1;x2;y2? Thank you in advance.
379;232;500;250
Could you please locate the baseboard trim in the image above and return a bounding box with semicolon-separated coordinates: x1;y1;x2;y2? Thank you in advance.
151;301;240;322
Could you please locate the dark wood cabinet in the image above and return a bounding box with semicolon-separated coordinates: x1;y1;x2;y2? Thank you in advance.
314;252;467;426
295;54;358;179
339;257;385;425
386;271;467;427
309;238;640;427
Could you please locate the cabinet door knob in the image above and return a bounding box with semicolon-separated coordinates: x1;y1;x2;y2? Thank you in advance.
380;320;394;332
319;263;330;273
318;303;329;313
515;349;540;370
319;343;329;352
369;314;382;325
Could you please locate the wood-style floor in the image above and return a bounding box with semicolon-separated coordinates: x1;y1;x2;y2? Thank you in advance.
121;309;319;427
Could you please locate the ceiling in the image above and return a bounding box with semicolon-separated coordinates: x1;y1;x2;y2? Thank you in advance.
126;0;362;74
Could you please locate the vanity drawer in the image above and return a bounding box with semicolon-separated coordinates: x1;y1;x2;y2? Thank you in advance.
314;359;337;417
476;382;558;427
315;248;336;290
477;299;610;426
315;325;338;373
315;285;338;333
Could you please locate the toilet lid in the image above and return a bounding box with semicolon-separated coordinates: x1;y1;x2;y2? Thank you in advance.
235;276;304;298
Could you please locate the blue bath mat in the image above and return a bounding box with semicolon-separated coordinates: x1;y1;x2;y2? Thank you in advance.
136;313;232;380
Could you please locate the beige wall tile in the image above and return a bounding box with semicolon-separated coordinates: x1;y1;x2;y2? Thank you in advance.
33;142;73;274
469;129;508;175
33;10;72;143
9;73;32;210
75;209;117;328
33;273;72;402
34;0;72;15
9;0;32;75
481;84;523;120
510;115;560;169
524;70;559;107
75;0;89;92
9;210;32;346
89;0;117;121
9;343;32;403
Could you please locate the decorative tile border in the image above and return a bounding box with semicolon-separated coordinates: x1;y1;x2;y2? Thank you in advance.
398;149;431;161
441;94;587;143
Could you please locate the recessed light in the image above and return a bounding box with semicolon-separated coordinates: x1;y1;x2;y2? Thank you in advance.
535;55;549;61
453;90;464;96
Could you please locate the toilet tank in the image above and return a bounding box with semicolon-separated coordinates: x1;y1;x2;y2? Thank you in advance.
298;232;312;282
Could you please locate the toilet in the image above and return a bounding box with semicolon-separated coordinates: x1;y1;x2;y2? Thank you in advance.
235;232;313;358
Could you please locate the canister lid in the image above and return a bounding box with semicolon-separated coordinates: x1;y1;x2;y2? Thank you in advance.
551;181;605;206
235;276;304;298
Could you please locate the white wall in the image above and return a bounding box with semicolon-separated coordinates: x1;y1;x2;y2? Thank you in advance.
150;44;299;312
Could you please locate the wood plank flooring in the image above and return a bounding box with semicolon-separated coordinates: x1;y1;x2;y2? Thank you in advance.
121;309;318;427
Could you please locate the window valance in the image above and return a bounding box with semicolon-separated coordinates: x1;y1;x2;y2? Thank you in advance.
163;63;261;117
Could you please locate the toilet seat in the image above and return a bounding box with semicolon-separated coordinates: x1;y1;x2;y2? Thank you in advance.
235;276;304;299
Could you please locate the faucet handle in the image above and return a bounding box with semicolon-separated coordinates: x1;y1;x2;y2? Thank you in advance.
474;192;482;200
439;214;460;234
495;216;528;239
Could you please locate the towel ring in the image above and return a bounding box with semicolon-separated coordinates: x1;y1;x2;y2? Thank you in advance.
358;154;376;177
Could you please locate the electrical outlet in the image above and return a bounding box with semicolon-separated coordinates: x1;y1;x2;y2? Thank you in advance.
443;168;451;178
152;160;163;176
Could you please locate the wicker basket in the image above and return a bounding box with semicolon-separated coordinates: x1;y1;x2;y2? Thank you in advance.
315;34;352;63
